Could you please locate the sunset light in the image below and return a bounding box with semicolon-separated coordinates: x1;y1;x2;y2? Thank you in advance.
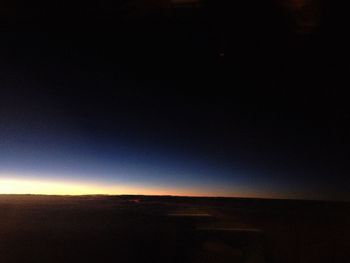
0;176;239;197
0;178;119;195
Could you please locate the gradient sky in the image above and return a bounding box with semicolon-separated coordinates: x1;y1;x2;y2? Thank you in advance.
0;0;349;200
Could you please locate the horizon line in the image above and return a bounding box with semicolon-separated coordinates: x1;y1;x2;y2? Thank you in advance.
0;193;347;203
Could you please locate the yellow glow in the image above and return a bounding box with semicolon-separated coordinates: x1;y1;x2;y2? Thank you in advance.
0;175;268;198
0;177;220;196
0;178;117;195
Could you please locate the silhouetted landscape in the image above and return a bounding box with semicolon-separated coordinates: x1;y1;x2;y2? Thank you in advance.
1;195;349;263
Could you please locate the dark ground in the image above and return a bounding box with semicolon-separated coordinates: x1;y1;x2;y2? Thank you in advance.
0;195;349;263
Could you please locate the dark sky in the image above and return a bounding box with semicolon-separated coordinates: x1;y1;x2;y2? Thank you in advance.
0;0;349;200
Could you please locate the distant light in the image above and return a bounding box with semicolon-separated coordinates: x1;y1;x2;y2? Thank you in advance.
129;199;140;203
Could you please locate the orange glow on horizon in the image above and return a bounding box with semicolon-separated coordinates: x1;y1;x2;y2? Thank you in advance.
0;176;310;200
0;177;242;197
0;178;122;195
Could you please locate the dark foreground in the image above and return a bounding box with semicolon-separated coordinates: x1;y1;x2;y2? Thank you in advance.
0;195;349;263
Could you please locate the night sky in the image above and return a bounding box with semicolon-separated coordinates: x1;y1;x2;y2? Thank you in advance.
0;0;349;200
